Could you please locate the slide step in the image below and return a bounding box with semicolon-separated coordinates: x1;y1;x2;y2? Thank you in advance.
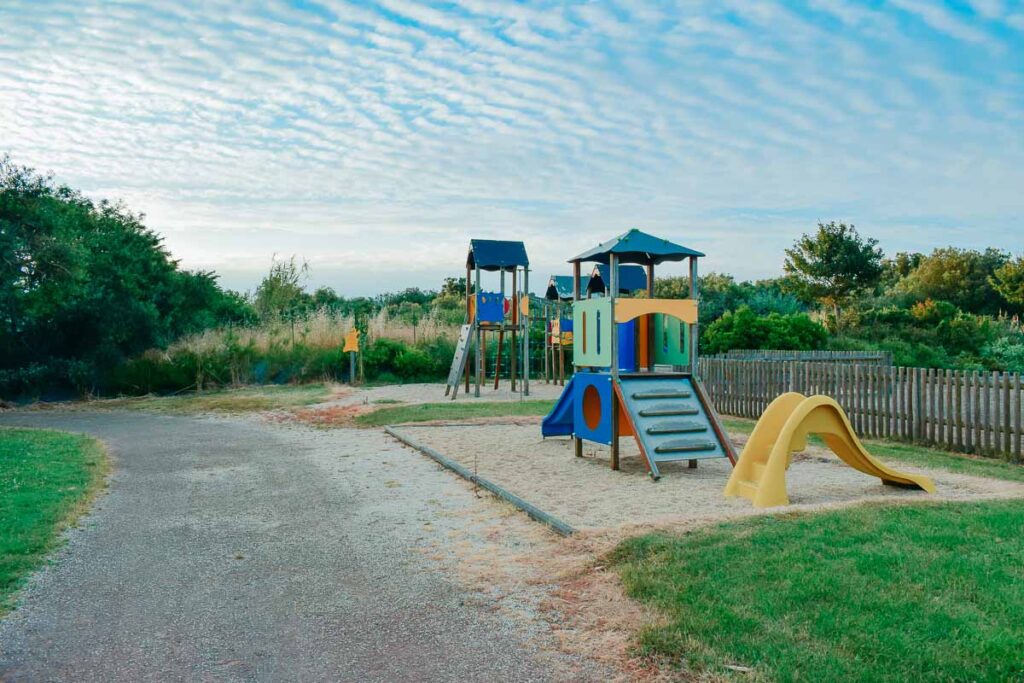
638;404;699;417
631;389;691;400
654;440;718;454
646;421;708;435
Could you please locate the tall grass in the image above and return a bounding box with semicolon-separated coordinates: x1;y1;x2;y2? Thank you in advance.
107;308;461;396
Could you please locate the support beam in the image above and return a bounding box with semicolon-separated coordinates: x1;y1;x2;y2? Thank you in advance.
510;267;518;392
646;262;655;372
464;264;471;394
609;254;620;470
523;266;530;396
572;260;582;455
689;256;699;375
474;266;481;397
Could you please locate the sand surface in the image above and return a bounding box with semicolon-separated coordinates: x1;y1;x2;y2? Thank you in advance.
393;422;1024;531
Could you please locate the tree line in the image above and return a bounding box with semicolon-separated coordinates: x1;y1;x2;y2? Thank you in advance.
3;156;1022;399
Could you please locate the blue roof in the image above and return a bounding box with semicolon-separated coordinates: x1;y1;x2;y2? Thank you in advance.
569;228;704;265
467;239;529;271
545;275;580;300
588;264;648;295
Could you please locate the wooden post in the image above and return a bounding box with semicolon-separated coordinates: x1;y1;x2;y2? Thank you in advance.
571;260;582;456
465;264;472;395
493;330;504;390
474;266;481;397
609;254;620;471
510;268;518;392
543;301;550;384
646;262;655;372
523;266;530;396
689;256;699;375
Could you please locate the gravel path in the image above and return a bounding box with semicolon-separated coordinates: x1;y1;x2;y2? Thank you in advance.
0;411;594;682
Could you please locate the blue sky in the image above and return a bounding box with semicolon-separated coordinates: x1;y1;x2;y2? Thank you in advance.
1;0;1022;296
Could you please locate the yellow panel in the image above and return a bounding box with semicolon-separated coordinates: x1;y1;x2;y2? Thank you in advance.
343;329;360;352
614;298;698;324
519;296;529;316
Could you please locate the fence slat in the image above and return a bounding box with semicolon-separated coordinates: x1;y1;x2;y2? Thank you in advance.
1015;373;1021;461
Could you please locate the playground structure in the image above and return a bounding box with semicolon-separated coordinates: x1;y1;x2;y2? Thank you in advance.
725;392;936;507
445;239;531;399
542;229;737;480
434;229;940;504
543;276;574;386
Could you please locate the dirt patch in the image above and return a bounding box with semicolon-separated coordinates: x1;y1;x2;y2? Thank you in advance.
282;403;371;427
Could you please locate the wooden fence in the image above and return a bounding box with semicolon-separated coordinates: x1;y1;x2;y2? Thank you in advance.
701;358;1023;460
707;349;892;365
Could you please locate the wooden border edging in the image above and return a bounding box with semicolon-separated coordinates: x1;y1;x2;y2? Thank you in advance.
384;425;577;537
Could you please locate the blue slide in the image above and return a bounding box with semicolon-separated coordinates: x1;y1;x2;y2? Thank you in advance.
541;375;577;437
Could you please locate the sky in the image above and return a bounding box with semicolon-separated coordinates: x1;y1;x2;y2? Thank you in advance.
1;1;1022;296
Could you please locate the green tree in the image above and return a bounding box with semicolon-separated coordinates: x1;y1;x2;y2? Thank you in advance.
440;277;466;297
0;156;250;396
783;221;883;326
990;257;1024;309
880;251;924;288
898;247;1009;315
252;256;311;318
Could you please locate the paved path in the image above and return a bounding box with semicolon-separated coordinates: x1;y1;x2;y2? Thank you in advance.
0;412;574;682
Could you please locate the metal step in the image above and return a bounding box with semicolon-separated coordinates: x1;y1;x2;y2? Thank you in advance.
638;404;699;417
654;439;719;454
645;420;708;435
631;389;691;400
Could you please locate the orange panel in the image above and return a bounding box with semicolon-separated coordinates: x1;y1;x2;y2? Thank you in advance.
637;314;650;368
615;298;698;324
583;385;602;430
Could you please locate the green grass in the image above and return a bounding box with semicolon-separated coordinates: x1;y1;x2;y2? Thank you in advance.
1;428;109;614
721;416;1024;483
95;383;334;414
355;399;557;427
612;500;1024;682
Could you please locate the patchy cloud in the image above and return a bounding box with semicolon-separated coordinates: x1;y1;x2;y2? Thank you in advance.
1;0;1021;294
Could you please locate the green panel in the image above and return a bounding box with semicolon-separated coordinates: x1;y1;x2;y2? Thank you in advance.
652;313;690;366
572;299;612;367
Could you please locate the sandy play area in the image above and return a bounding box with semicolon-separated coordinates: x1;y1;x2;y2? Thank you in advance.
392;422;1024;531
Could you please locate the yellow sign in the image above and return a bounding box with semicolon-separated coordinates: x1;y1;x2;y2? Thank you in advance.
343;329;360;353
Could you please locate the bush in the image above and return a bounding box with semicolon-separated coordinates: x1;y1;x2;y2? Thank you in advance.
702;306;828;354
982;337;1024;372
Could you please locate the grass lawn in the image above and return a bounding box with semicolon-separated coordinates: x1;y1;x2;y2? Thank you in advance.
612;500;1024;682
1;428;108;614
96;383;335;414
355;399;557;427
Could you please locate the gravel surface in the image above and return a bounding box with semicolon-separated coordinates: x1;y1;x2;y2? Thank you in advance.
0;411;601;682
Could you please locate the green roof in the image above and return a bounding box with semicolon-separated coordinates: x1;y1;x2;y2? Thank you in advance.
569;228;704;265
